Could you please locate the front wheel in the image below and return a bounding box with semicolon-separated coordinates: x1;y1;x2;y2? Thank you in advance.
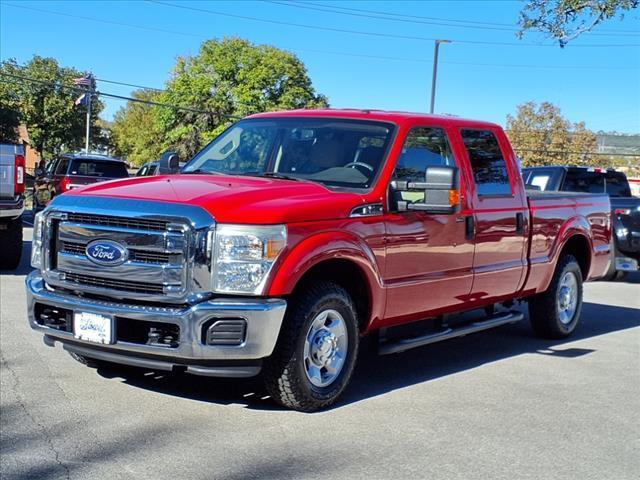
263;282;359;412
529;254;583;339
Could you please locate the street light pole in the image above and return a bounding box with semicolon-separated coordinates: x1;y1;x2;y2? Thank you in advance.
429;39;451;114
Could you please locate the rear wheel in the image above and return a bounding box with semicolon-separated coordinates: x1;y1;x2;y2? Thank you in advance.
0;218;23;270
263;282;359;412
529;254;583;339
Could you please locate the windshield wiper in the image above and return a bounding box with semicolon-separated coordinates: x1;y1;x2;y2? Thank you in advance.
181;168;221;175
260;172;301;181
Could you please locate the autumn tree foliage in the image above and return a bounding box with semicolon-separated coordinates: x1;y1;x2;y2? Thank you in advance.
506;102;598;166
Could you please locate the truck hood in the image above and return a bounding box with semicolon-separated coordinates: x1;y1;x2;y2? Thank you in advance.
65;174;366;224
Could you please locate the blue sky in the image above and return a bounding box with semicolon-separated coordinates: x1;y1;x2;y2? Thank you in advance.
1;0;639;133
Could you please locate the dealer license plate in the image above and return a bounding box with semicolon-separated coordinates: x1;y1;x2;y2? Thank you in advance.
73;312;114;344
615;257;639;272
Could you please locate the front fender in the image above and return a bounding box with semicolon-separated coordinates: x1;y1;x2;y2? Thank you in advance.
266;231;385;330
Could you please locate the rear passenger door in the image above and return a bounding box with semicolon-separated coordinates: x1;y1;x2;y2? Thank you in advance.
458;129;528;301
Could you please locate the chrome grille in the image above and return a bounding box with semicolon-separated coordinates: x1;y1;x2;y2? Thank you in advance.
66;213;168;231
41;197;214;304
60;241;172;265
63;272;165;295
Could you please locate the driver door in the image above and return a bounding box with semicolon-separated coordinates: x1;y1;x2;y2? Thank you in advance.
383;126;474;326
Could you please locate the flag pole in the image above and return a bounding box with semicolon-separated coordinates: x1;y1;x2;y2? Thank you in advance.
85;75;92;154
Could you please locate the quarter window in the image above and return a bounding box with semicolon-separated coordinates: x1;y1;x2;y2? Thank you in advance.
461;129;511;196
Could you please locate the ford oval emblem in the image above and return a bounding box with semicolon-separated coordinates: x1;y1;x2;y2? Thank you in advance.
85;239;128;266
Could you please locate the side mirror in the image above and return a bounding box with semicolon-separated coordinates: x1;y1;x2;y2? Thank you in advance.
157;151;180;174
391;166;460;214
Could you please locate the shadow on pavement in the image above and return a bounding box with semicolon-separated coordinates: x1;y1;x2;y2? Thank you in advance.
94;300;639;411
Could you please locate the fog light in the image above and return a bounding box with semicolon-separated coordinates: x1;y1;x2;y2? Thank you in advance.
204;319;247;346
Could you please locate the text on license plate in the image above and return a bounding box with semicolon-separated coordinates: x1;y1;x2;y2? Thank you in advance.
73;312;113;344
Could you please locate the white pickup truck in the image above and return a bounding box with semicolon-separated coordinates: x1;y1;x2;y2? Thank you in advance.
0;144;25;270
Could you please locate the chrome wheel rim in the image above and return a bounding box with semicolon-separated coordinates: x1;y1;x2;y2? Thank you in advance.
557;271;579;325
303;309;348;388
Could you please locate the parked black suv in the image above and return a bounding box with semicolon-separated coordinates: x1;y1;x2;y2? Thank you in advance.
523;166;640;280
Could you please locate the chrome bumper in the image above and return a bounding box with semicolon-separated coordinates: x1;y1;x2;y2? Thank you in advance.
26;272;287;377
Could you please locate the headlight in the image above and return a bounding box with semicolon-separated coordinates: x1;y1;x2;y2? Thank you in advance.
212;224;286;295
31;211;45;269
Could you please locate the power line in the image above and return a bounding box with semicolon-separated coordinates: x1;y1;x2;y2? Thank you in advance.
5;1;639;69
95;78;165;92
297;0;640;35
513;148;640;157
267;0;640;37
0;72;241;118
148;1;640;48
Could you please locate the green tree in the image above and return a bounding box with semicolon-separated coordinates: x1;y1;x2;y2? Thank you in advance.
156;37;328;159
0;77;21;142
0;56;104;158
518;0;638;47
111;89;163;166
506;101;598;166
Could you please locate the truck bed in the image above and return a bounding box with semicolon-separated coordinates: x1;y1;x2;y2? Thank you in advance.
523;191;611;295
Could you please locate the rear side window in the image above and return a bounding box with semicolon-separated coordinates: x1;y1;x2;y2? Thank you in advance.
69;160;128;178
393;127;454;204
461;129;511;196
54;158;70;175
605;172;631;197
563;171;604;194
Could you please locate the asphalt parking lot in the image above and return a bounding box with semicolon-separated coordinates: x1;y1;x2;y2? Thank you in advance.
1;226;639;480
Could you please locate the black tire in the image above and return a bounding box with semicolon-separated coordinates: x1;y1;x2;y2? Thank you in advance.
601;240;621;281
0;218;23;270
529;254;583;339
263;281;359;412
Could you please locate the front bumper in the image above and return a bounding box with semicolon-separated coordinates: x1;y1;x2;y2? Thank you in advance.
26;272;287;377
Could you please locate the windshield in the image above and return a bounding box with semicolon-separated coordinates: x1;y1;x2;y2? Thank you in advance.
182;118;394;188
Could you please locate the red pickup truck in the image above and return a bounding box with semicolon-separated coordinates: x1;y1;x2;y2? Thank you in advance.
27;110;611;411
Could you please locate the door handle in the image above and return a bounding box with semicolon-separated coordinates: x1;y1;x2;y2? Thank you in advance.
464;215;475;240
516;212;524;234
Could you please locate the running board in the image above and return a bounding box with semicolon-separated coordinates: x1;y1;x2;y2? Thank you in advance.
379;311;525;355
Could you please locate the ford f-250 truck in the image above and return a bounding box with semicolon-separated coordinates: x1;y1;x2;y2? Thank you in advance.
26;110;611;411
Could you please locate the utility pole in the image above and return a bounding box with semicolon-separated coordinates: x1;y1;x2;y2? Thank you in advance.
429;39;451;114
85;90;91;154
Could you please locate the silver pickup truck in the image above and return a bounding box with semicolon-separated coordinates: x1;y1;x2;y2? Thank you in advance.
0;144;25;270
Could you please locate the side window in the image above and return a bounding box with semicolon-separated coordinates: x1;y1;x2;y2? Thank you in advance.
563;171;604;194
54;158;70;175
393;127;454;204
461;129;511;196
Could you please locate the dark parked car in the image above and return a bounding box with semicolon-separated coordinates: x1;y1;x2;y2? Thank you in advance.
523;166;640;280
34;153;129;211
135;161;160;177
135;160;185;177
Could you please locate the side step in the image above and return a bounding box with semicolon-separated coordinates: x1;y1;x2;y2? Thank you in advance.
379;311;525;355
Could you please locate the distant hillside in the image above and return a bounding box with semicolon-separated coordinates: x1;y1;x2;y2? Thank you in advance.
596;134;640;154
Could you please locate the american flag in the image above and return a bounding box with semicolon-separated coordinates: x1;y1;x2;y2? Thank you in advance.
73;74;92;87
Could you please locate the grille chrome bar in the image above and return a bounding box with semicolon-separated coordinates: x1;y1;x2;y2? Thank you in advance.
63;272;166;295
60;241;173;265
66;213;169;231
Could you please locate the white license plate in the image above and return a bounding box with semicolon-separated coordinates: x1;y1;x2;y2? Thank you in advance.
615;257;639;272
74;312;113;344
